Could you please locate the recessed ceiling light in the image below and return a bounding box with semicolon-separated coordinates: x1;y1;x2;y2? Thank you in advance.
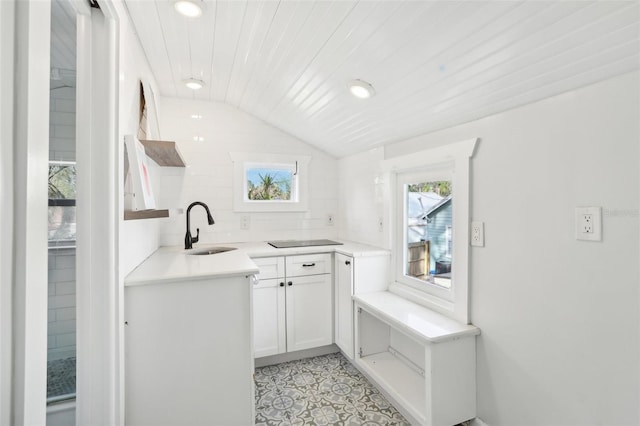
191;114;203;119
173;0;204;18
348;79;375;99
183;78;205;90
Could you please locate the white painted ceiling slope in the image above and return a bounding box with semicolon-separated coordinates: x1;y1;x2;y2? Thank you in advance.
124;0;640;158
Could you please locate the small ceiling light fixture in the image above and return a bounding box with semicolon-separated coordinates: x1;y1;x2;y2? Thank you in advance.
183;78;205;90
348;79;375;99
173;0;204;18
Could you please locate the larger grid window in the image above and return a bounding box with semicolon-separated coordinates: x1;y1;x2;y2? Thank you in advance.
382;138;477;324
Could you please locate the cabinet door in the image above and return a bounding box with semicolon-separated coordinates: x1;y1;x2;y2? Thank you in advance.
335;254;354;359
285;274;332;352
253;278;286;357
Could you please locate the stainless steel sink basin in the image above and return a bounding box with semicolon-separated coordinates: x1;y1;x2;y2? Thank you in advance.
188;247;237;255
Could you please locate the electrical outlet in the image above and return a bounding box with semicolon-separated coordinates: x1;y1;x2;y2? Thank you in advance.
471;221;484;247
327;214;334;226
575;207;601;241
240;216;250;230
582;214;593;233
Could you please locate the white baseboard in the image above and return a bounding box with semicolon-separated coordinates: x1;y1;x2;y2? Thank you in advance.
470;417;489;426
254;344;339;368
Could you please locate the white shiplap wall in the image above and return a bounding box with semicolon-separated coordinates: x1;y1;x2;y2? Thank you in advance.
48;85;76;362
156;98;339;246
49;86;76;161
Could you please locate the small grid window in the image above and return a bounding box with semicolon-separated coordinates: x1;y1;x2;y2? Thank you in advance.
245;163;297;202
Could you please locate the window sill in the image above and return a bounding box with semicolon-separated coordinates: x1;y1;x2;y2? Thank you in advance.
388;281;455;319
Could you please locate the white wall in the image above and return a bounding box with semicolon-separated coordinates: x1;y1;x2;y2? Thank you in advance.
337;147;387;248
341;72;639;425
0;1;14;423
156;98;339;246
114;1;163;277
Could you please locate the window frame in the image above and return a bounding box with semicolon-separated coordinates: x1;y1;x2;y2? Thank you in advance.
381;138;478;324
230;152;311;212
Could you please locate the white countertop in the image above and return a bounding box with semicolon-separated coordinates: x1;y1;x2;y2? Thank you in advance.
125;240;389;286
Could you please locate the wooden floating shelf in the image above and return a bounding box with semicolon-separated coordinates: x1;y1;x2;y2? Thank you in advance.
139;139;186;167
124;209;170;221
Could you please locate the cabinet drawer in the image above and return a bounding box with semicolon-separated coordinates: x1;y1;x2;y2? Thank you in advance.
253;257;285;280
286;253;332;277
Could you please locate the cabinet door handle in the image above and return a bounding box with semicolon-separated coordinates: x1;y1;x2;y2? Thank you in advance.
287;281;293;286
302;263;316;267
345;260;351;265
279;282;285;287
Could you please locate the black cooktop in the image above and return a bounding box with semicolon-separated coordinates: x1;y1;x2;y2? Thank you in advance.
268;239;343;249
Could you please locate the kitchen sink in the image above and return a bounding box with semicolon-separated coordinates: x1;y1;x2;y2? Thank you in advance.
188;247;237;255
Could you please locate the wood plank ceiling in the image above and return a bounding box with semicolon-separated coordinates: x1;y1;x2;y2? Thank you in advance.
123;0;639;158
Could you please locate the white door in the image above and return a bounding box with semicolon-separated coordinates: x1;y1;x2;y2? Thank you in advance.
335;254;354;359
253;278;286;357
285;274;332;352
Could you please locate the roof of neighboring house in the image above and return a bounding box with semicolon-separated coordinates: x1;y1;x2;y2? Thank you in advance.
408;192;443;218
423;195;452;219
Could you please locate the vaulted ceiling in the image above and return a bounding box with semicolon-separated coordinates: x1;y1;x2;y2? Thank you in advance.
123;0;639;157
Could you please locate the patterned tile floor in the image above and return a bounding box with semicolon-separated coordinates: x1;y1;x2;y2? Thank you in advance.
255;352;410;425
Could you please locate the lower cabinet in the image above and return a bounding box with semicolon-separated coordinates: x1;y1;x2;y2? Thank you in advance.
125;276;254;426
334;252;390;360
253;254;333;357
354;292;480;426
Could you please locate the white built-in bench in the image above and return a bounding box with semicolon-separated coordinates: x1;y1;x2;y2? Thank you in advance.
353;291;480;426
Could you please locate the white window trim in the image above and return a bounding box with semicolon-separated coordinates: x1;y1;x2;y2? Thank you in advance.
381;138;478;324
230;152;311;212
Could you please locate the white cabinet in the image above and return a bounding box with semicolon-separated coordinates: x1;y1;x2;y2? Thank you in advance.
252;257;286;357
252;254;332;357
334;252;389;360
353;292;480;426
125;275;254;426
253;277;286;357
285;273;332;352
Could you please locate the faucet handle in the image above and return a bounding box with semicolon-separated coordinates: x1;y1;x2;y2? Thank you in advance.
193;228;200;244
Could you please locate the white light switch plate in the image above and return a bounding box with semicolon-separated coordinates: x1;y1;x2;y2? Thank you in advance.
240;216;250;230
575;206;601;241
